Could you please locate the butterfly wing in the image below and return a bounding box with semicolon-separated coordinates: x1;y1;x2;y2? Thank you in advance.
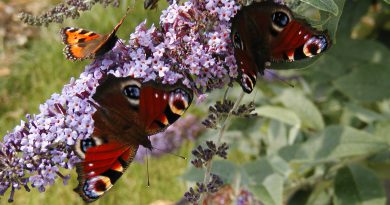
231;2;271;93
139;83;193;135
233;48;258;93
60;27;107;60
73;74;193;202
60;8;129;61
74;137;138;203
270;19;330;62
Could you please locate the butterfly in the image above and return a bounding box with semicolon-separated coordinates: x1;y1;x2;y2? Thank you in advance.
231;1;331;93
73;74;193;202
60;8;130;61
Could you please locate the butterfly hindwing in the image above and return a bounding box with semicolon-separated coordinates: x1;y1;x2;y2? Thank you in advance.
233;48;258;93
74;137;138;203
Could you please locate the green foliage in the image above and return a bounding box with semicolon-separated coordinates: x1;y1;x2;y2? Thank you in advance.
334;165;386;205
184;0;390;204
299;0;339;16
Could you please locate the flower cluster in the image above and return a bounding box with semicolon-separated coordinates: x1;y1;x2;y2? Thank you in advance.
184;141;228;203
114;0;240;93
202;100;257;129
184;174;224;203
0;74;97;202
1;0;242;202
190;141;229;168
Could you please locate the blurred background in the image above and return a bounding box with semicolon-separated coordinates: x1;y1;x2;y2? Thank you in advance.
1;0;390;204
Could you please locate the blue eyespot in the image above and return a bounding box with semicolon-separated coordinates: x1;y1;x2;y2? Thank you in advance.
272;12;290;28
123;85;140;100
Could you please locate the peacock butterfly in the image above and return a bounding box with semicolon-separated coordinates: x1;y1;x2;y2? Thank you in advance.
231;1;331;93
73;74;193;202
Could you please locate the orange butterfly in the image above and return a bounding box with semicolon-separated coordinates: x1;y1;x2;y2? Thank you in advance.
60;8;130;61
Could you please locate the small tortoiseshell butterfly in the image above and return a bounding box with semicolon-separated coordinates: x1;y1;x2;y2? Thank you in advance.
60;8;130;61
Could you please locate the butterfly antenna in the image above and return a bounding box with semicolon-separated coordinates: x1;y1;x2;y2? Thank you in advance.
152;147;186;160
146;147;150;187
113;7;132;32
264;70;295;88
252;89;258;102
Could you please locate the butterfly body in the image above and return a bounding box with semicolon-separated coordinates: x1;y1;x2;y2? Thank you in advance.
61;8;129;61
74;74;193;202
231;2;331;93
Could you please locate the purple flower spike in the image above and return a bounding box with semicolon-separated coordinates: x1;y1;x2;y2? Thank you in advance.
1;0;242;201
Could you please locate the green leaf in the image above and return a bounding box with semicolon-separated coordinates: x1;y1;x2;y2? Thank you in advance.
324;0;346;40
345;104;386;123
334;64;390;102
314;126;388;160
209;160;240;184
300;0;339;16
256;106;301;126
334;1;371;39
262;174;284;205
279;126;388;162
334;165;386;205
277;89;325;131
330;39;390;66
243;158;276;185
374;121;390;144
384;0;390;4
245;172;284;205
268;155;291;177
250;185;275;205
267;120;289;153
305;54;347;84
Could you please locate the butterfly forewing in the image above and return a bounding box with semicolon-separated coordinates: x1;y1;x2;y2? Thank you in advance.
139;85;193;135
270;20;330;62
61;27;107;60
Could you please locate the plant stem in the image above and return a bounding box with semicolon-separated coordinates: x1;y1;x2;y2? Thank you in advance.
198;90;245;204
